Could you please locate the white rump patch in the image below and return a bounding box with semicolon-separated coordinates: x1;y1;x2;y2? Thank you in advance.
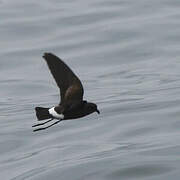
48;107;64;119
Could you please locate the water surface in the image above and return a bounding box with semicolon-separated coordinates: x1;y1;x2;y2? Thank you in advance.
1;0;180;179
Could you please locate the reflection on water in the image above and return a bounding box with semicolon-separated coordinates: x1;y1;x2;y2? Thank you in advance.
1;0;180;179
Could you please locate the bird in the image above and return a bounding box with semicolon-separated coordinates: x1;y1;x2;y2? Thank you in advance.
33;53;100;131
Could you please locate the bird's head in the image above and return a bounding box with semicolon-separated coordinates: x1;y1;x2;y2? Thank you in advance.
84;102;100;115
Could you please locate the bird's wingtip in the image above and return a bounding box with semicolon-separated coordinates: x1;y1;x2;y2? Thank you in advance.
43;52;50;59
43;52;56;59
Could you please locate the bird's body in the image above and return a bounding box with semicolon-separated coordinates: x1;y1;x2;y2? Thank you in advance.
33;53;99;131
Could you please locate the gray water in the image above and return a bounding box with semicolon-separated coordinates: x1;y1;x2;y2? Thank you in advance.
1;0;180;179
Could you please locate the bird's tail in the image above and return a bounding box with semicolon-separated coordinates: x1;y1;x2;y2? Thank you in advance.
35;107;52;120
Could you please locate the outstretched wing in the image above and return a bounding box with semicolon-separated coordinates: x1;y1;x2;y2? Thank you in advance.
43;53;84;105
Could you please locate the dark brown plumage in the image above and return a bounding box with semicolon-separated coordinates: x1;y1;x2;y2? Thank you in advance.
43;53;84;105
33;53;100;131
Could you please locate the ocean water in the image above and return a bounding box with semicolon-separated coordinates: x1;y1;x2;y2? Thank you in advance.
1;0;180;179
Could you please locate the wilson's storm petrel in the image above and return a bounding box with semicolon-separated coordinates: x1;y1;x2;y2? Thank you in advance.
33;53;100;131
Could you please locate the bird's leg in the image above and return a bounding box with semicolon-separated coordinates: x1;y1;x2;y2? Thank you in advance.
33;119;62;132
32;118;54;127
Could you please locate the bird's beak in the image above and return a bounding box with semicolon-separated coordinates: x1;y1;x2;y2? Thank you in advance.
96;109;100;114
